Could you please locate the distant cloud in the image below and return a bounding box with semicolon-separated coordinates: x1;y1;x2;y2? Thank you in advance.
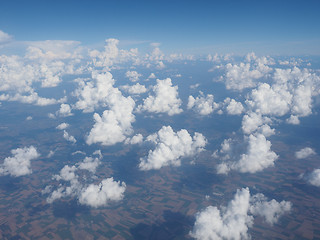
295;147;316;159
190;188;291;240
56;122;69;130
188;92;217;115
125;70;141;82
120;83;147;95
63;130;77;144
304;169;320;187
139;126;207;170
0;146;40;177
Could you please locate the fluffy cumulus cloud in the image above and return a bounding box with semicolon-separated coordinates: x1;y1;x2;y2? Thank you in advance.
120;83;147;94
295;147;316;159
56;122;69;130
139;126;207;170
0;146;40;177
216;134;278;174
125;134;144;145
190;188;291;240
188;92;217;115
222;53;273;91
44;151;125;207
241;112;272;136
224;98;244;115
57;103;73;117
63;130;77;143
79;178;126;208
304;169;320;187
138;78;182;116
125;70;141;82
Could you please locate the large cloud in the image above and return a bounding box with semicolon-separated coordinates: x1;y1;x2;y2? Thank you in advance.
138;78;183;116
0;146;40;177
139;126;207;170
190;188;291;240
216;133;278;174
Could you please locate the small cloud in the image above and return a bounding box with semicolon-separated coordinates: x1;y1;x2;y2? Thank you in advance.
295;147;315;159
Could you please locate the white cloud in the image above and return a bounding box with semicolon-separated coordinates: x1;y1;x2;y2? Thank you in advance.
57;103;73;117
250;193;292;225
120;83;147;94
305;169;320;187
138;78;182;116
79;178;126;208
0;146;40;177
222;53;273;91
295;147;316;159
78;156;101;173
224;98;244;115
26;116;32;121
148;73;156;79
125;70;141;82
125;134;144;145
187;92;217;115
191;187;291;240
56;122;69;130
241;112;271;135
63;130;77;143
286;115;300;125
139;126;207;170
216;134;278;174
0;30;13;44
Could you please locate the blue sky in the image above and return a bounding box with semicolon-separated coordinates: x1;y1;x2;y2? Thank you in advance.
0;0;320;55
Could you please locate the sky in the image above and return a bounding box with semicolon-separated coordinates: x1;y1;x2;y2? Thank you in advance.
0;0;320;55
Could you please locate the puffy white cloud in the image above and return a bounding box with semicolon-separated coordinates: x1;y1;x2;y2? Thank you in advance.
222;53;273;91
241;112;272;135
224;98;244;115
191;188;252;240
148;73;156;79
138;78;182;116
57;103;73;117
0;30;13;44
125;134;144;145
286;115;300;125
63;130;77;143
246;83;292;116
56;122;69;130
250;193;292;225
191;188;291;240
0;146;40;177
304;169;320;187
187;92;217;115
125;70;141;82
216;134;278;174
26;116;32;121
86;95;135;146
295;147;316;159
79;178;126;208
78;156;101;173
120;83;147;94
139;126;207;170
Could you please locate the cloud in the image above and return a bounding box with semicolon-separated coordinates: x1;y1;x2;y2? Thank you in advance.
221;53;273;91
125;70;141;82
0;146;40;177
295;147;316;159
250;193;292;225
188;92;217;115
241;112;272;135
120;83;147;95
304;169;320;187
56;122;69;130
79;178;126;208
78;155;101;173
216;133;278;174
190;188;291;240
57;103;73;117
125;134;144;145
224;98;244;115
63;130;77;143
0;30;13;44
138;78;182;116
139;126;207;170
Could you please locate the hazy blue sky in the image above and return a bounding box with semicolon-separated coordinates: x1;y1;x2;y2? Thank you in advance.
1;0;320;55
